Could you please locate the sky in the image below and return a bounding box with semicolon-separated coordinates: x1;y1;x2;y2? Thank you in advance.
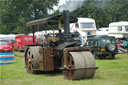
53;0;66;10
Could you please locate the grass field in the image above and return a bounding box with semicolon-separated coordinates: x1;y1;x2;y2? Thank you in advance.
0;53;128;85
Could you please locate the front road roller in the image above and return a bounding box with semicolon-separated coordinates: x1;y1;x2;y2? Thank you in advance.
63;52;96;80
62;47;97;80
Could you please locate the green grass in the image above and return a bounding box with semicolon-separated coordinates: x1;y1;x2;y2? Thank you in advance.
0;53;128;85
14;51;24;57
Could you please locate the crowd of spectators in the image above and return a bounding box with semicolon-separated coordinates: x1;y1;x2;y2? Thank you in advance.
116;39;128;49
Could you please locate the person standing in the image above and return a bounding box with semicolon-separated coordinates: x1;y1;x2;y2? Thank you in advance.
123;40;128;49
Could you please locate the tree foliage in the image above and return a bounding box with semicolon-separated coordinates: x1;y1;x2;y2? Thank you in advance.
0;0;128;34
71;0;128;28
0;0;59;34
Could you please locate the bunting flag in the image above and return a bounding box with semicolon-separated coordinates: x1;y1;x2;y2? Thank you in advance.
0;52;14;65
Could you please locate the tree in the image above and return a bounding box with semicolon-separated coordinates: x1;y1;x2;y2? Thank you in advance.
107;0;128;22
71;0;108;28
70;0;128;28
0;0;59;34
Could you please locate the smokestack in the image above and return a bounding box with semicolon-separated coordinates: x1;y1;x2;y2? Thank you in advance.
63;10;70;37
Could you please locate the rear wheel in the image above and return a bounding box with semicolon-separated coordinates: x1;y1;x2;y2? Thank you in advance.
106;43;116;52
25;46;40;74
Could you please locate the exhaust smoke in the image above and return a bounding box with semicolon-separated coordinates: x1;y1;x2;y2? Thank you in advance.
59;0;85;12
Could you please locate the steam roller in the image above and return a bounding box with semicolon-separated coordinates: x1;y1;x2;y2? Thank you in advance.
24;10;97;80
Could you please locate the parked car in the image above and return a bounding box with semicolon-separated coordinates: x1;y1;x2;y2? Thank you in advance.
85;35;118;59
14;35;36;52
0;40;13;52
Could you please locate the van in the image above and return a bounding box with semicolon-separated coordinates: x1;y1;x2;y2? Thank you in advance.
70;18;97;37
109;21;128;38
14;36;36;51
